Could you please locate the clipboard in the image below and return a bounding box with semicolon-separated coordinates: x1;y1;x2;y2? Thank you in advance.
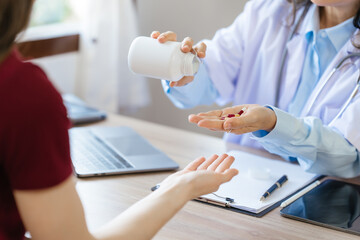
194;196;281;217
194;151;320;217
195;175;324;217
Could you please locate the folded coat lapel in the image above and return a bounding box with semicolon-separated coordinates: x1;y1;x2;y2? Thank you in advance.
278;34;307;110
277;4;315;110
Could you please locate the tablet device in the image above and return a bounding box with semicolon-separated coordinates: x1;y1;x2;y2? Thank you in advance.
280;179;360;236
62;94;107;125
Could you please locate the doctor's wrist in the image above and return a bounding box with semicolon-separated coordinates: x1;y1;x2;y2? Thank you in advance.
262;107;277;132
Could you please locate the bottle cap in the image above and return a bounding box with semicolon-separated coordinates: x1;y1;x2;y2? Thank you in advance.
183;53;200;76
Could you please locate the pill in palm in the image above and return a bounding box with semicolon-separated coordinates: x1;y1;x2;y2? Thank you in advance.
220;108;246;120
227;113;241;118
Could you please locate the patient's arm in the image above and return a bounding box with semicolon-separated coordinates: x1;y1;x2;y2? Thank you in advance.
14;154;238;240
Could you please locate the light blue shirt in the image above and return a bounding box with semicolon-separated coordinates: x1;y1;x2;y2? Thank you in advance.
162;3;360;177
288;8;356;117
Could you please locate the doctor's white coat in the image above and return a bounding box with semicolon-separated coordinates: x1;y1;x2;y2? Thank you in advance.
165;0;360;177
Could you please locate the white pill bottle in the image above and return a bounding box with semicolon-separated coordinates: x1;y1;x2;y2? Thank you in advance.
128;36;201;81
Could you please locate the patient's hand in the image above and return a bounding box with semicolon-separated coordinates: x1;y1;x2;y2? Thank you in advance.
188;104;277;135
160;154;238;199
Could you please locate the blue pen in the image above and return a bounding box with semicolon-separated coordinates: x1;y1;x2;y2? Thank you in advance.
260;175;288;201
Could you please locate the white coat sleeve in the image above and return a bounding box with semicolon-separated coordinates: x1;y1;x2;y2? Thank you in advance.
253;106;360;178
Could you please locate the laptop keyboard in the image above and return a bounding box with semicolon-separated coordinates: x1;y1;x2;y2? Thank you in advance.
70;132;133;172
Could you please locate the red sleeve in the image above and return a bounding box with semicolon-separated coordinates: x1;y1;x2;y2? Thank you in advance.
2;63;73;190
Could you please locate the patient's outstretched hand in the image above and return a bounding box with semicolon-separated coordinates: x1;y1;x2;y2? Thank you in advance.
160;154;238;199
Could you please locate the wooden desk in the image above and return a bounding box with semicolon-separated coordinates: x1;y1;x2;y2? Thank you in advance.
75;114;359;240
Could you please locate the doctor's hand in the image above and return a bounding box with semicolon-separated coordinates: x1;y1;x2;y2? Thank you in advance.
159;154;238;200
151;31;207;87
188;104;277;135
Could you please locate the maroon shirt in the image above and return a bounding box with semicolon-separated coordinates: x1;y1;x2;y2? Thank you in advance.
0;50;73;240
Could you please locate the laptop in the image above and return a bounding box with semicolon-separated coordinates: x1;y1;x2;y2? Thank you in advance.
69;126;179;177
62;94;107;125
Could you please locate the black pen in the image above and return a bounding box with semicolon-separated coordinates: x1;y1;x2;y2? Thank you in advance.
260;175;288;201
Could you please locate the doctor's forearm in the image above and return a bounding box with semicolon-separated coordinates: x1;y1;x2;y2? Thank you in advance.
254;107;360;178
161;63;219;109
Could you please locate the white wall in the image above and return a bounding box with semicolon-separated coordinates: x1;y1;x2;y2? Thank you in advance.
23;23;81;94
126;0;247;138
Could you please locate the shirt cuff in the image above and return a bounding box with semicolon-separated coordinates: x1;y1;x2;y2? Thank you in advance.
252;105;306;144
